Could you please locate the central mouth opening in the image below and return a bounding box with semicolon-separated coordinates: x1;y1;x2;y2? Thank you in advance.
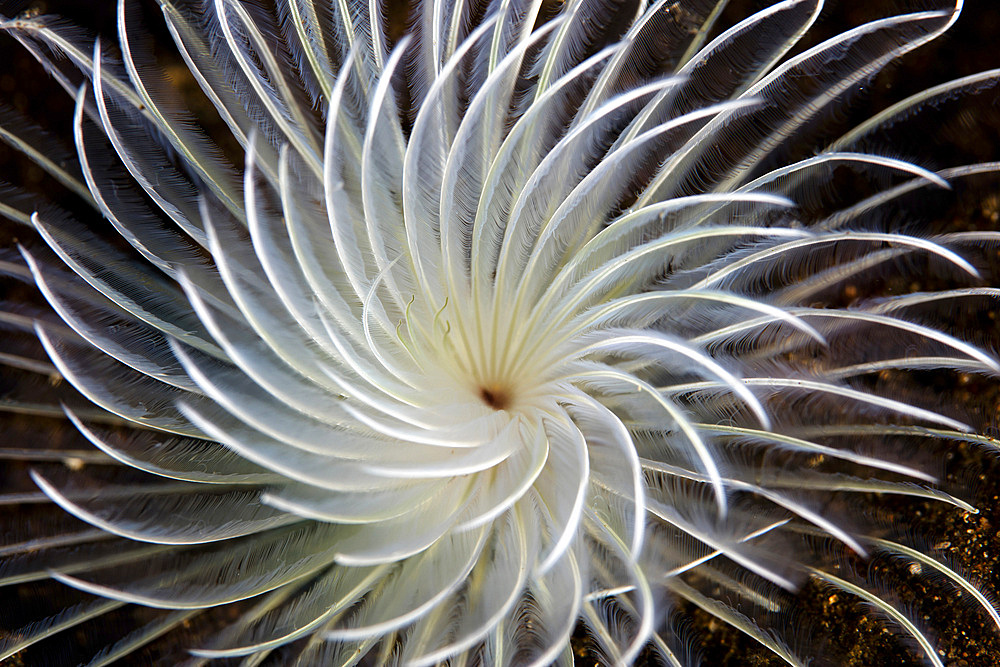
479;385;511;411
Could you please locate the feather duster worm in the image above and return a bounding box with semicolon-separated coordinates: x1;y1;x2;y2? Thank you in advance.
1;0;999;664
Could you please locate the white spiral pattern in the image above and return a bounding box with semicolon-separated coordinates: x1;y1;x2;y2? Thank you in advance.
1;0;999;664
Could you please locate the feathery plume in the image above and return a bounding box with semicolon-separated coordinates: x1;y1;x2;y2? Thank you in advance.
1;0;999;664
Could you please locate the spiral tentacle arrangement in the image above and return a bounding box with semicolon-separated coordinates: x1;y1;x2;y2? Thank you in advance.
1;0;999;664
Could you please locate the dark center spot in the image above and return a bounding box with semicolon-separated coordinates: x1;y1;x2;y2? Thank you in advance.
479;386;510;410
